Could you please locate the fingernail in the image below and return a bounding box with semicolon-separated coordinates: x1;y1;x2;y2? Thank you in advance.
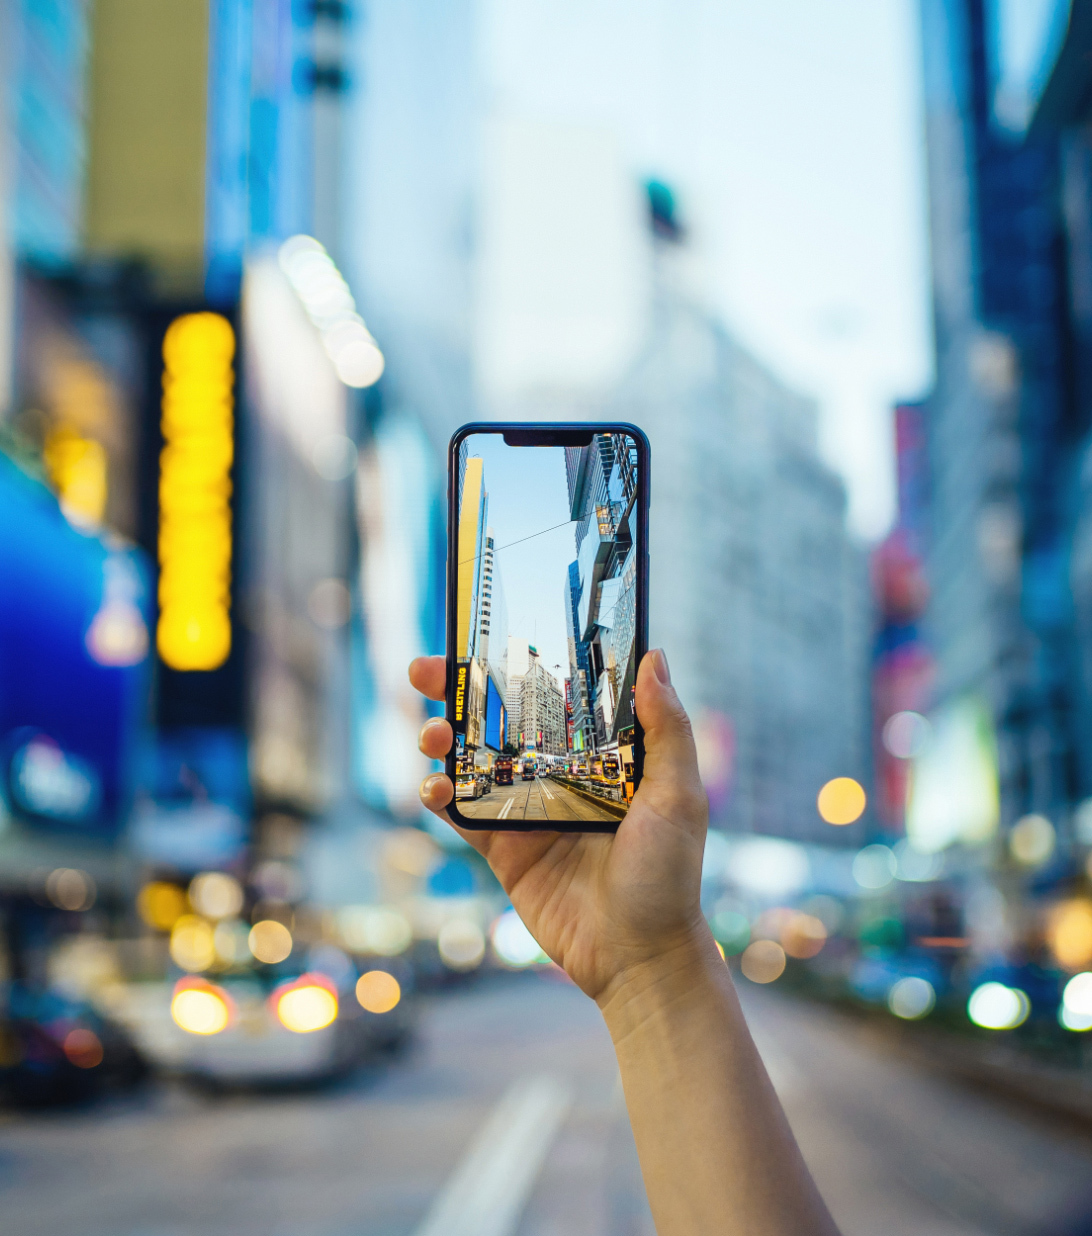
652;648;671;685
421;774;443;798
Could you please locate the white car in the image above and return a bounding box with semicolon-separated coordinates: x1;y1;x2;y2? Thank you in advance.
456;773;483;799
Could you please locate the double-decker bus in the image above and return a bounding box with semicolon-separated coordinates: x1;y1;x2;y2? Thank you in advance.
520;757;537;781
494;757;514;786
590;752;624;801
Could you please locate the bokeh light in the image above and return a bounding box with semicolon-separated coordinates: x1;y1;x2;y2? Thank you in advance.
1047;900;1092;971
1008;814;1055;867
967;982;1029;1030
882;711;931;759
709;908;750;955
852;844;897;890
62;1027;104;1067
781;913;827;960
274;976;339;1033
356;970;402;1014
137;881;187;932
817;777;866;825
1061;972;1092;1031
740;940;786;984
248;919;294;964
189;872;244;920
46;867;96;911
169;915;216;972
437;919;486;970
171;979;233;1035
491;910;550;968
887;976;935;1020
337;906;413;956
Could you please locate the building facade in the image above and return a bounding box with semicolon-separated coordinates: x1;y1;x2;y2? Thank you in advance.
563;433;640;756
609;286;868;844
519;650;567;756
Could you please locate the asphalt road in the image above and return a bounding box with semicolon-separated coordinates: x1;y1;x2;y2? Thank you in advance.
457;776;619;825
4;974;1092;1236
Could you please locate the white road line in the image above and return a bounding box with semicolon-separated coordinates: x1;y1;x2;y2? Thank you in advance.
498;795;514;819
539;780;554;800
412;1074;572;1236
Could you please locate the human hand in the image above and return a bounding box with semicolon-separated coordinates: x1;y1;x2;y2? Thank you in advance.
409;650;717;1005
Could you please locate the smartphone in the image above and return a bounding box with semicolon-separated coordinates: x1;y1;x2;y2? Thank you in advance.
445;423;649;832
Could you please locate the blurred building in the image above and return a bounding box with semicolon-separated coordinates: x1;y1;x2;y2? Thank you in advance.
0;0;376;901
1034;2;1092;818
915;0;1085;859
870;402;934;834
611;232;868;843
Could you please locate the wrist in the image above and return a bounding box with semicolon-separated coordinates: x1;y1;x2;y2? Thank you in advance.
596;923;729;1042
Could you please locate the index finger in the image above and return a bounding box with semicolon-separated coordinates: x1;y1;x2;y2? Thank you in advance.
409;655;446;702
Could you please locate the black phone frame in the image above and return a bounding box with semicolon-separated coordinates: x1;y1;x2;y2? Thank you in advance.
445;421;650;833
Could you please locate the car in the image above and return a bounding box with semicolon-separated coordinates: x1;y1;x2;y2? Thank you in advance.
456;773;483;799
476;772;491;795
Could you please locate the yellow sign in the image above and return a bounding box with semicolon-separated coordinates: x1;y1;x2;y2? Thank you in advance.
454;662;468;727
156;312;234;670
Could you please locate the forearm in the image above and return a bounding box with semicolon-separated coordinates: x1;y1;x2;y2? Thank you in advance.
598;932;840;1236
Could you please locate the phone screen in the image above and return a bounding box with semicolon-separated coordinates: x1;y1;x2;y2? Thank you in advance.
451;429;643;826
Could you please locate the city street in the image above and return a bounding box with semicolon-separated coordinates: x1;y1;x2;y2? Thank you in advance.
4;975;1092;1236
457;777;620;825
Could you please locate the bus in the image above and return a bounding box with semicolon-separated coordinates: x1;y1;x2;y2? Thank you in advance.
494;757;514;786
591;752;624;801
520;757;536;781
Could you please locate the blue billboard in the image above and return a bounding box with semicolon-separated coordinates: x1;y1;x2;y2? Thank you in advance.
484;675;506;753
0;454;152;837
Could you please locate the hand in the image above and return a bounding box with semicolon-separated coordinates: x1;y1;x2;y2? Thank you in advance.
409;650;716;1004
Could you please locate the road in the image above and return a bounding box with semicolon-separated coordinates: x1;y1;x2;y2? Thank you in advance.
4;974;1092;1235
457;775;620;825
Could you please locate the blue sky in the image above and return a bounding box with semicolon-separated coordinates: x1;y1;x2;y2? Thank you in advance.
468;434;574;676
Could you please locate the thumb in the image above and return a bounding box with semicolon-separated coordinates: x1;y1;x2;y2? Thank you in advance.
634;650;707;831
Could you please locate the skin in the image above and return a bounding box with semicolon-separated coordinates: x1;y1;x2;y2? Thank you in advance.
410;648;841;1236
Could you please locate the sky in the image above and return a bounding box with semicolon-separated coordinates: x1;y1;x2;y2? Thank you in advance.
482;0;934;539
467;434;574;678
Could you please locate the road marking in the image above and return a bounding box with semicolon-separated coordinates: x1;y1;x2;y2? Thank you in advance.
412;1074;572;1236
539;780;554;800
498;795;514;820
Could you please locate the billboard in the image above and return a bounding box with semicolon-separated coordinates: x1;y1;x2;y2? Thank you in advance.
484;675;506;752
0;455;151;837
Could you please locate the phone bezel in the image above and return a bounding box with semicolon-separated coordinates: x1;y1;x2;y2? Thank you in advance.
444;422;650;833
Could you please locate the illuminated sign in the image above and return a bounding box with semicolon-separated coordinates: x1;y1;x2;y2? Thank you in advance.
156;313;234;671
453;660;469;733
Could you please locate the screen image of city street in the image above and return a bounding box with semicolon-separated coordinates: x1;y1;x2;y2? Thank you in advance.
11;2;1092;1235
452;433;638;825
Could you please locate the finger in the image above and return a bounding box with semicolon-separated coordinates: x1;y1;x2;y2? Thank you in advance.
418;717;453;759
408;656;446;702
418;773;491;857
634;649;707;832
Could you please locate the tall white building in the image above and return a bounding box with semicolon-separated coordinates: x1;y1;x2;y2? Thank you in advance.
519;650;566;756
505;636;532;749
610;275;869;844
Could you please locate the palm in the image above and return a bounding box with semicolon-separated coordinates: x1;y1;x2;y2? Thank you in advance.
411;651;708;1002
464;794;704;1000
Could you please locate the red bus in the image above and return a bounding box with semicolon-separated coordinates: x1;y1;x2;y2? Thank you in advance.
494;757;514;786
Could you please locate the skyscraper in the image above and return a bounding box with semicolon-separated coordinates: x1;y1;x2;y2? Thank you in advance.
917;0;1079;841
564;433;639;754
519;649;566;756
505;636;532;749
